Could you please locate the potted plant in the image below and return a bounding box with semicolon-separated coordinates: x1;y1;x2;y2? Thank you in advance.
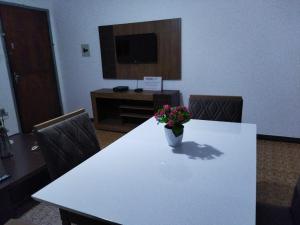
155;105;191;147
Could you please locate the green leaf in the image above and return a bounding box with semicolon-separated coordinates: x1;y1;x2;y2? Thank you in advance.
172;125;184;137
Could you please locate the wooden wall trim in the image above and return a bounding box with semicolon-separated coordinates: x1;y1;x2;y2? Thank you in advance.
98;18;181;80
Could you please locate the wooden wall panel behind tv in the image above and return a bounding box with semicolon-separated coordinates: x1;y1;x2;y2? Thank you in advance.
98;18;181;80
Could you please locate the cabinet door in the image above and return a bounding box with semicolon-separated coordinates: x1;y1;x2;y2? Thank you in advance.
0;4;62;133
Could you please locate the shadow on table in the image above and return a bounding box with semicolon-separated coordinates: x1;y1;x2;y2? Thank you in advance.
172;141;223;160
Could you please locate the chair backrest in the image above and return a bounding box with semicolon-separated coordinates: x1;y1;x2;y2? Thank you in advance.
34;109;100;180
291;177;300;225
188;95;243;122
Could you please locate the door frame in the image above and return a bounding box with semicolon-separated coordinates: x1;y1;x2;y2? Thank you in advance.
0;1;63;133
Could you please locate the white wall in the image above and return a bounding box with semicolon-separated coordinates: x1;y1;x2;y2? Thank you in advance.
51;0;300;138
0;0;65;135
2;0;299;138
0;36;19;134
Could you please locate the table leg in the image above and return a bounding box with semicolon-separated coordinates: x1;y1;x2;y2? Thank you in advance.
59;208;119;225
59;209;71;225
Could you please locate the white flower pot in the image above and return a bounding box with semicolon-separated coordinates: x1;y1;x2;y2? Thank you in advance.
164;126;183;147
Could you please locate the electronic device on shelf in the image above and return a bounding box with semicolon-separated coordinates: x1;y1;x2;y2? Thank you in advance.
134;88;143;93
113;86;129;92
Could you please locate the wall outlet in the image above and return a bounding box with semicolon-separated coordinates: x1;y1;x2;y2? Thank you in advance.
81;44;90;57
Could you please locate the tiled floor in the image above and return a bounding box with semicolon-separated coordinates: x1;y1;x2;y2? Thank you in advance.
257;140;300;206
95;130;124;149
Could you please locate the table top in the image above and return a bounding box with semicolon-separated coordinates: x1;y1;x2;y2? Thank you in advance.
33;118;257;225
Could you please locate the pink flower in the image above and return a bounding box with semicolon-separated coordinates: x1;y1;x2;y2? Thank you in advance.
155;105;191;126
178;114;184;122
167;120;174;127
163;105;171;111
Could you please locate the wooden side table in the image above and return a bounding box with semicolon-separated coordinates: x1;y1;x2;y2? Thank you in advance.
0;134;50;225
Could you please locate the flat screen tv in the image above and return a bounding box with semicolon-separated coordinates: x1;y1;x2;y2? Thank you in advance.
115;33;158;64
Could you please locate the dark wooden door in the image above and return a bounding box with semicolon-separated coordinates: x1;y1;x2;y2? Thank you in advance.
0;5;61;133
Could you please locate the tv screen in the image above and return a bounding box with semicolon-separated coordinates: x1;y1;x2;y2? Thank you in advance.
115;33;157;64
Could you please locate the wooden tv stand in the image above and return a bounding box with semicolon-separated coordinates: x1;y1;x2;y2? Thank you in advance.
91;89;180;133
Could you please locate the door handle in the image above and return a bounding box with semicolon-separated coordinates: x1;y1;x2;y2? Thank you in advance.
13;72;21;83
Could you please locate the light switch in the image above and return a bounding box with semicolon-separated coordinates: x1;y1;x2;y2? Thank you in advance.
81;44;90;57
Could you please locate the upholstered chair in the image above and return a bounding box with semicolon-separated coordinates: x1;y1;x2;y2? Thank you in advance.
34;109;100;180
188;95;243;122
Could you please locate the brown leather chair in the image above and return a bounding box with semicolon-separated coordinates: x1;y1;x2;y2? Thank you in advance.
34;109;100;180
256;177;300;225
188;95;243;122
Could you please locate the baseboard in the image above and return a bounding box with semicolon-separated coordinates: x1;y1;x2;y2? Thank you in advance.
257;134;300;143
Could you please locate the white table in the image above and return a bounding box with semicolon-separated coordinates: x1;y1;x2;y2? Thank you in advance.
33;118;257;225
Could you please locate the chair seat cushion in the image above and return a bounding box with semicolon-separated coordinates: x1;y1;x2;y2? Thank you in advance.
256;202;293;225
